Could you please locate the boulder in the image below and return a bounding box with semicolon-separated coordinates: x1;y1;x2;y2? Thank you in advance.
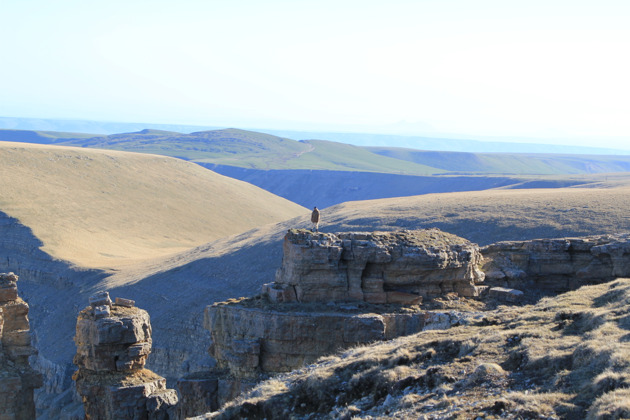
488;287;524;303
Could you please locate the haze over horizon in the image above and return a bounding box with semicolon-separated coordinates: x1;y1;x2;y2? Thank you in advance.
1;0;629;150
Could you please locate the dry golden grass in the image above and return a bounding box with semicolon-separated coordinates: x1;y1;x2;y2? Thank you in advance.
325;182;630;245
208;278;630;419
108;174;630;292
0;142;306;268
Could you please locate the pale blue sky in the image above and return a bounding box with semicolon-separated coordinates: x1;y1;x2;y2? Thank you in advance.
1;0;629;148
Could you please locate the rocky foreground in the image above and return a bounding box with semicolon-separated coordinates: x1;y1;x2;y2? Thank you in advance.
189;230;630;419
5;228;630;419
201;277;630;419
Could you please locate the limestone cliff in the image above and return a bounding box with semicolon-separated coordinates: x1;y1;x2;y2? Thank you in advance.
482;233;630;292
186;229;486;415
0;272;42;420
272;229;485;303
73;292;178;420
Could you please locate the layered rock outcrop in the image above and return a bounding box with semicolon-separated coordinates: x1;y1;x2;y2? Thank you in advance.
271;229;485;303
73;292;178;420
206;302;468;378
190;229;486;414
482;233;630;292
0;272;42;420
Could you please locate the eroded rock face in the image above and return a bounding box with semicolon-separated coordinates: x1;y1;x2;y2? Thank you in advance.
73;292;178;420
189;229;486;414
0;272;42;420
205;303;458;378
482;234;630;292
271;229;485;303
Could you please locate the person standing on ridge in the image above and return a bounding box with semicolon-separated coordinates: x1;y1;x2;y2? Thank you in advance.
311;206;320;232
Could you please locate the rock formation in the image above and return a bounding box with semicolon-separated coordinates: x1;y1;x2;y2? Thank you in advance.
73;292;178;420
271;229;485;303
0;272;42;420
482;233;630;292
183;229;486;415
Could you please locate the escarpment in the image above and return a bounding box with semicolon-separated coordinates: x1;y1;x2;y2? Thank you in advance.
187;230;630;418
73;292;178;420
188;229;487;414
272;229;486;302
0;272;42;420
483;233;630;292
7;229;630;418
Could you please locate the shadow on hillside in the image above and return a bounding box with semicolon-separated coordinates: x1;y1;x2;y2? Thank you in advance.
0;210;110;413
103;233;288;381
0;212;109;339
204;166;525;208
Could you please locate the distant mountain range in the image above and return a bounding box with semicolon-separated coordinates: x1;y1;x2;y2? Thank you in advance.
2;127;630;176
3;126;630;208
1;116;628;155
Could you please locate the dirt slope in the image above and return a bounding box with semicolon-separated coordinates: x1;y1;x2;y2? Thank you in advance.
0;141;306;268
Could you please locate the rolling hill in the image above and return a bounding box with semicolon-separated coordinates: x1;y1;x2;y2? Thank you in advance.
5;128;630;178
0;128;96;144
92;176;630;387
0;141;306;268
3;140;629;416
2;116;627;155
5;127;630;211
369;146;630;174
6;127;630;210
50;128;443;175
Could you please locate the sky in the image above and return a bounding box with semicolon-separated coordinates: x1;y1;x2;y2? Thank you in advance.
1;0;629;149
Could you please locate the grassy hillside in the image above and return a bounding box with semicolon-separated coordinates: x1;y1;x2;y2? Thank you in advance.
0;141;306;268
4;128;630;176
0;128;96;144
57;128;443;175
322;181;630;244
284;140;441;173
212;278;630;419
92;176;630;378
14;170;630;417
68;128;309;164
368;147;630;175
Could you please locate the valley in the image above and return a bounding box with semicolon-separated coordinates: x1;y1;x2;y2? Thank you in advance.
1;129;630;418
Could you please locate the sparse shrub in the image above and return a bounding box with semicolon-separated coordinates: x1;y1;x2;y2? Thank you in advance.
457;338;478;357
386;348;413;367
212;279;630;419
412;347;436;363
400;393;423;408
593;286;630;308
502;347;528;371
482;398;514;415
507;391;563;419
247;378;288;399
572;341;614;373
586;388;630;420
593;370;630;396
